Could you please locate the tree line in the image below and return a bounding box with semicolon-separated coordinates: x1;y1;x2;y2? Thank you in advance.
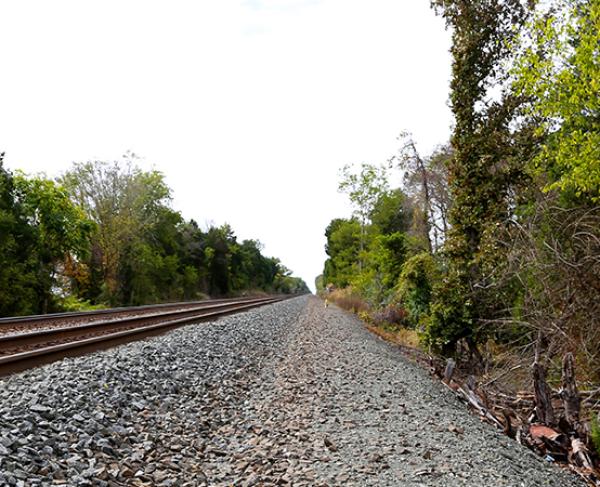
0;154;308;317
319;0;599;384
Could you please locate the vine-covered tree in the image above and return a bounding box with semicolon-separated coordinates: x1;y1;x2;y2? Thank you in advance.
427;0;533;355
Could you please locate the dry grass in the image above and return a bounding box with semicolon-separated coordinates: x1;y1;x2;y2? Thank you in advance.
326;288;419;350
327;288;370;314
367;324;421;349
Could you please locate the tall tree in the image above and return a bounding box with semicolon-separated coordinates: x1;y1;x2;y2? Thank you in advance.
369;188;411;236
0;154;37;315
428;0;533;354
323;218;362;288
396;136;452;251
61;157;175;304
339;163;389;269
12;172;93;313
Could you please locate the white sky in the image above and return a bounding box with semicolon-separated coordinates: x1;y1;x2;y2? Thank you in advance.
0;0;453;292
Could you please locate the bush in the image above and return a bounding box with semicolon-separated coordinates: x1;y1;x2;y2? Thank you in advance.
58;295;106;312
395;252;439;328
425;272;474;355
370;304;409;328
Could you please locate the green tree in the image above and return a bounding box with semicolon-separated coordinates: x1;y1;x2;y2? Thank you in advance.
428;0;532;355
177;219;211;296
353;232;407;305
2;153;305;314
272;262;309;294
12;172;93;313
205;224;235;296
323;218;362;288
514;0;600;203
369;188;410;236
315;274;325;293
339;163;389;268
231;239;279;292
61;157;177;305
0;154;38;316
395;252;439;328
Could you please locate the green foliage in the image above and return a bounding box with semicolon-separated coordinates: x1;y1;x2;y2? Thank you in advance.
204;224;234;296
428;0;532;354
314;274;324;293
339;163;390;270
11;172;93;313
273;267;310;294
514;0;600;203
323;218;361;288
425;271;475;355
323;0;599;376
339;163;389;228
369;188;410;235
13;174;93;260
0;155;98;316
325;181;414;306
592;413;600;456
0;154;38;316
395;253;439;328
58;295;105;312
352;232;407;305
60;158;174;304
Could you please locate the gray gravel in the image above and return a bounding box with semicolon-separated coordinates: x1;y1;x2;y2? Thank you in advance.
0;295;583;486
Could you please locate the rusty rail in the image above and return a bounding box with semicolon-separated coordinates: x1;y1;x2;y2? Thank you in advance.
0;296;283;376
0;296;264;327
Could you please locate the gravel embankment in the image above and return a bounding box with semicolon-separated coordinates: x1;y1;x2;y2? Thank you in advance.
0;296;584;486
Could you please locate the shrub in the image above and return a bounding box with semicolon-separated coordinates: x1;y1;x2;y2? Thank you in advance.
425;272;474;355
58;295;106;312
395;252;439;328
370;304;409;328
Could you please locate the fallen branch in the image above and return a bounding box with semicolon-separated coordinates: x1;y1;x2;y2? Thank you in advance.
483;364;523;387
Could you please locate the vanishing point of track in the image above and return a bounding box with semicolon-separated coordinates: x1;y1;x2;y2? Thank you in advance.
0;296;284;376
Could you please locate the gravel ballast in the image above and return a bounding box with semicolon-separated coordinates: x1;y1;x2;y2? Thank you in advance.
0;295;584;486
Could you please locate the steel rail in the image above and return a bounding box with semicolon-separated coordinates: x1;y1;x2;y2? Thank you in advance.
0;296;268;326
0;297;276;351
0;296;283;377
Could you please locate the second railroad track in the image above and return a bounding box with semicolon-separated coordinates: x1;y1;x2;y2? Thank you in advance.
0;296;284;376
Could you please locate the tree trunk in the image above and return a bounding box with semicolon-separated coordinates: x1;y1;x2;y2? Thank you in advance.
533;361;556;426
560;352;580;427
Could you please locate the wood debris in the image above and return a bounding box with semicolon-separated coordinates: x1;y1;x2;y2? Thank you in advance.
432;354;600;486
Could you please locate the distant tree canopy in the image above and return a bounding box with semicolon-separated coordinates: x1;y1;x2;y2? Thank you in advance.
0;155;308;317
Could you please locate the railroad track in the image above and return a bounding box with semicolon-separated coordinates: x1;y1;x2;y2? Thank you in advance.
0;296;284;376
0;297;261;333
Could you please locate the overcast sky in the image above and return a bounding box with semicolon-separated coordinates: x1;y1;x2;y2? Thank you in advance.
0;0;452;292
